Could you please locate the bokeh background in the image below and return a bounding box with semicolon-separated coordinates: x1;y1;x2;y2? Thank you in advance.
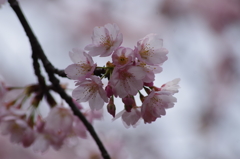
1;0;240;158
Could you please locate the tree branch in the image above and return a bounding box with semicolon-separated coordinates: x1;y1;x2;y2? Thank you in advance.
53;69;67;77
8;1;111;158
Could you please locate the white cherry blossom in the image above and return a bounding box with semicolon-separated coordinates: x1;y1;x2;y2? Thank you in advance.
141;90;177;124
85;23;123;57
134;33;168;65
160;78;181;94
65;48;96;81
110;66;145;98
112;47;134;68
72;76;108;110
113;108;141;128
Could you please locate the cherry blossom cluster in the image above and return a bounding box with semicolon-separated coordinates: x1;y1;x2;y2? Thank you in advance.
0;80;102;152
65;23;180;127
0;79;127;157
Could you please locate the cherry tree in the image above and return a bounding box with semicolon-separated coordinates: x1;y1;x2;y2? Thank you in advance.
0;1;180;159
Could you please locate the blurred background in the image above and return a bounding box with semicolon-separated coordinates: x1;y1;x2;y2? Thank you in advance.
0;0;240;158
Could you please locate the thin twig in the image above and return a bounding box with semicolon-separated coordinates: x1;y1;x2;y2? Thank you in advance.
54;68;107;78
8;1;111;158
53;69;67;77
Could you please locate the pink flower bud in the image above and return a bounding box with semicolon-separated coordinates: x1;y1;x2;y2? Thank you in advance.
144;82;154;87
122;96;135;112
105;84;114;98
107;97;116;117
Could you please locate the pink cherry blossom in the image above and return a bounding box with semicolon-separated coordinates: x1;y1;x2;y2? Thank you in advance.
135;61;163;83
73;99;83;110
110;65;145;98
32;133;52;152
22;128;36;147
72;109;103;138
86;109;103;123
84;23;123;57
0;107;27;122
32;129;65;152
112;47;134;68
32;116;65;152
114;107;141;128
134;34;168;65
72;76;108;110
65;48;96;81
31;106;75;152
35;115;45;133
141;90;177;124
72;116;87;138
0;115;35;147
44;106;74;136
160;78;181;94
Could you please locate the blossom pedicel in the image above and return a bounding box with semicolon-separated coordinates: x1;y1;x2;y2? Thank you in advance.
65;23;180;127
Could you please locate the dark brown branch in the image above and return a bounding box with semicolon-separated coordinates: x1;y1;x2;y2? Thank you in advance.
54;67;106;78
8;1;111;158
32;52;46;89
53;69;67;77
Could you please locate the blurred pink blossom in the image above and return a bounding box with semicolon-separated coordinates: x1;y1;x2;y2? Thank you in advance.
44;106;74;136
0;115;35;147
85;23;123;57
114;107;141;128
0;0;6;6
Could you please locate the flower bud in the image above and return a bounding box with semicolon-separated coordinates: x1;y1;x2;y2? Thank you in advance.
122;96;135;112
105;84;114;98
107;97;116;117
144;82;154;87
